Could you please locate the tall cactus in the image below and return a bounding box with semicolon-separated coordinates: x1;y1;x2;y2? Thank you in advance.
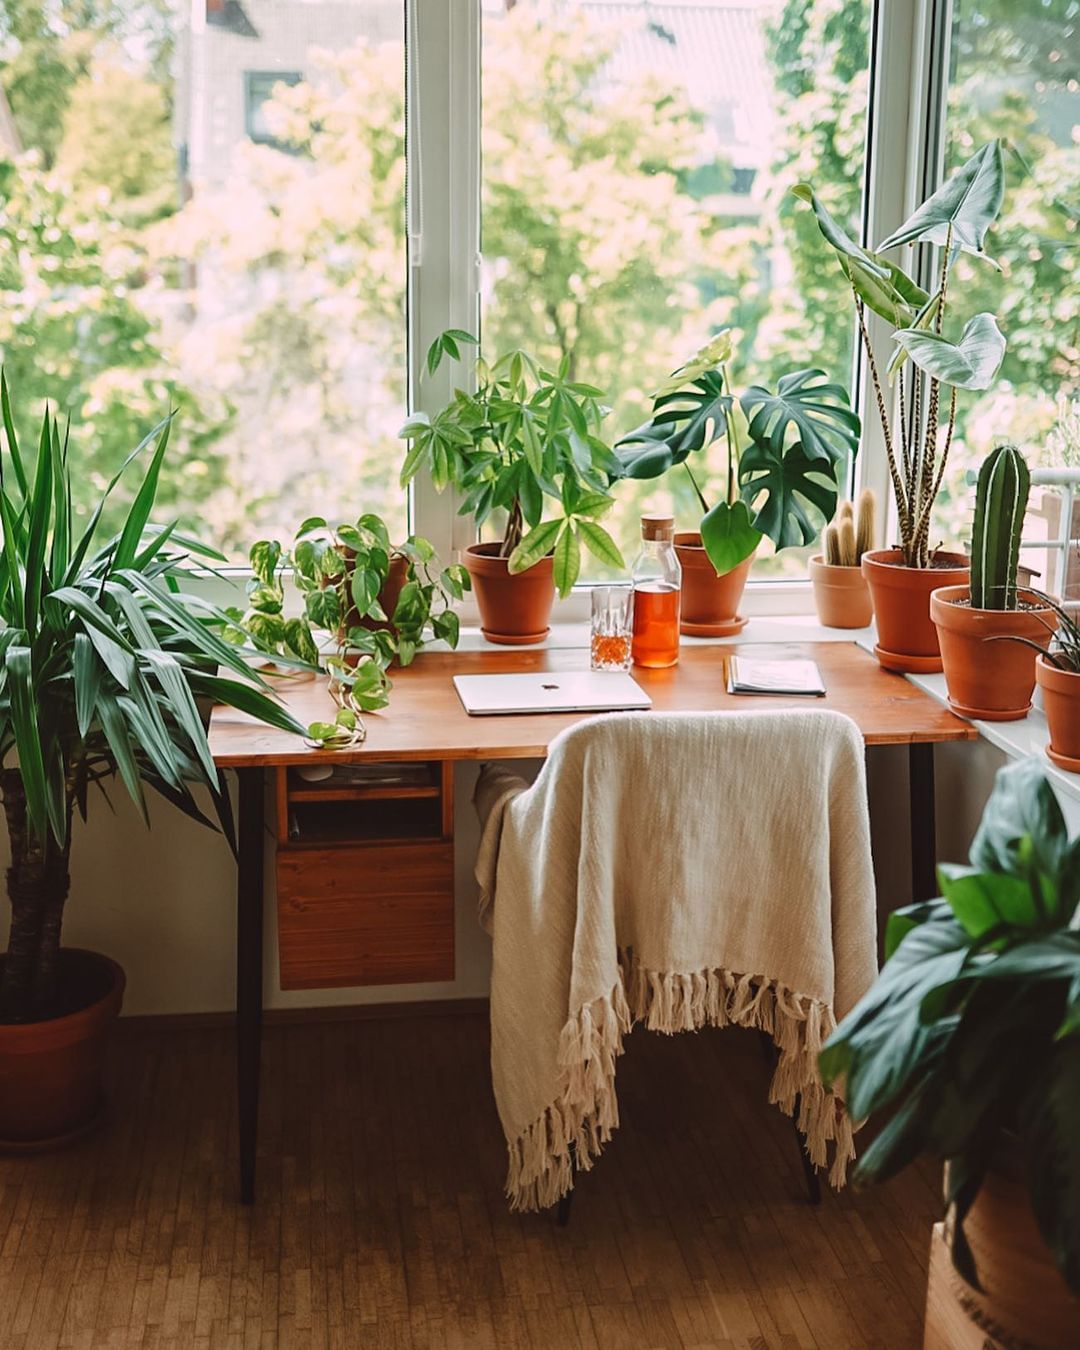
970;443;1030;611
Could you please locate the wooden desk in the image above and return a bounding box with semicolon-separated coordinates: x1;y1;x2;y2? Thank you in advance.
209;641;974;1203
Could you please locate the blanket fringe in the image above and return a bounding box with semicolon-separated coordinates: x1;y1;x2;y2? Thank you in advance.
504;956;855;1212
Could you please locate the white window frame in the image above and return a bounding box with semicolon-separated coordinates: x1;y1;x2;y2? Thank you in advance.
406;0;952;624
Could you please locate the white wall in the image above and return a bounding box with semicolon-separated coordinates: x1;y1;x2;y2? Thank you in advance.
0;742;1010;1018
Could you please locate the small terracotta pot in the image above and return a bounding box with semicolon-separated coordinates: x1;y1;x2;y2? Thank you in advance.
861;548;970;673
0;949;125;1150
1036;654;1080;772
931;587;1057;721
673;533;753;637
808;556;873;629
927;1143;1080;1348
463;542;555;645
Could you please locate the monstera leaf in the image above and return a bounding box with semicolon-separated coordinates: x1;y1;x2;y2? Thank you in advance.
791;184;929;328
615;368;732;480
738;439;839;550
699;499;762;575
877;141;1005;259
892;313;1006;390
740;369;860;468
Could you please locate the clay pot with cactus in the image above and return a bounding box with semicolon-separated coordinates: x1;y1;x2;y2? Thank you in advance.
809;490;876;628
931;443;1057;721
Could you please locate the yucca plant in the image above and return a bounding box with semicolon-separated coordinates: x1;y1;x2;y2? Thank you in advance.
0;379;304;1023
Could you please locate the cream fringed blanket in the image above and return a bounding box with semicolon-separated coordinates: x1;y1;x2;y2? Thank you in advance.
474;708;877;1213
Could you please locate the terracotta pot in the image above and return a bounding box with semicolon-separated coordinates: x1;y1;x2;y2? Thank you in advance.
924;1145;1079;1349
673;533;753;637
861;548;970;673
1036;654;1080;772
463;542;555;645
808;556;873;629
329;551;408;640
931;587;1057;721
0;948;125;1149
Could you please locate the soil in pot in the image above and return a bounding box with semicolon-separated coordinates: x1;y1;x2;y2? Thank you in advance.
861;548;970;673
1036;654;1080;772
0;948;125;1149
463;542;555;645
674;532;753;637
808;555;873;629
931;587;1057;721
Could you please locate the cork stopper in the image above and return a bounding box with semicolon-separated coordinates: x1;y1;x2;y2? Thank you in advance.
640;513;675;542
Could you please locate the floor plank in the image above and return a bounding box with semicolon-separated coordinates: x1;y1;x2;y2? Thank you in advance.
0;1013;938;1349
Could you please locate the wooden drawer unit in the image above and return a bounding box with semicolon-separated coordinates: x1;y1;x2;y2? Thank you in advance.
273;761;455;991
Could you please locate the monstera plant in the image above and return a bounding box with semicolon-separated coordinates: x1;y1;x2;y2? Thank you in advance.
615;330;860;575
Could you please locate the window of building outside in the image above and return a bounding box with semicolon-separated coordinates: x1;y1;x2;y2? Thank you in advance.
480;0;872;580
931;0;1079;596
0;0;408;559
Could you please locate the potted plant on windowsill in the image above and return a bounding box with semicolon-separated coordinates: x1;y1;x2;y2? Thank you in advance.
615;331;859;635
399;331;624;644
809;490;877;629
821;758;1080;1345
226;513;470;709
931;443;1057;720
794;141;1009;672
1020;599;1080;773
0;385;305;1147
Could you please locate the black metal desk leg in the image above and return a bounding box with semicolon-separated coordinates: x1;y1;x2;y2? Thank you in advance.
236;767;265;1205
909;743;937;903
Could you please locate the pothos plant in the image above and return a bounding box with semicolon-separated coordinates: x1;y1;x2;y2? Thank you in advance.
226;513;469;721
615;330;860;574
399;331;625;596
794;140;1008;567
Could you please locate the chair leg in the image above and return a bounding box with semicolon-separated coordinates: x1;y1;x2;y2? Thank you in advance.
555;1143;576;1226
758;1031;820;1204
791;1093;822;1206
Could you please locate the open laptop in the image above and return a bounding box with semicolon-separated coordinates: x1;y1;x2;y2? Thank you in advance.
453;670;651;716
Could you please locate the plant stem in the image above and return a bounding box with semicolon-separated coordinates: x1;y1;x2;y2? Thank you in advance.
721;366;739;504
855;292;910;555
683;462;710;515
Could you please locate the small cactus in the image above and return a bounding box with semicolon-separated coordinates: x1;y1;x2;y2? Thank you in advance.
824;489;876;567
970;443;1030;611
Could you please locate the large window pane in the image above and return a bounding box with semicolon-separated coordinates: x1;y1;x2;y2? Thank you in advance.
481;0;871;578
0;1;407;556
932;0;1080;556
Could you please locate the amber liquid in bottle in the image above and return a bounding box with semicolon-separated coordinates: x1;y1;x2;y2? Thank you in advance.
631;583;680;668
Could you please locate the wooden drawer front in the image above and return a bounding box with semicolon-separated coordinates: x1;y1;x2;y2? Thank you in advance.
277;842;454;990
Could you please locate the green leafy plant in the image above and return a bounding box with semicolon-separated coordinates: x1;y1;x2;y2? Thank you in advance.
615;330;860;574
794;140;1008;567
821;757;1080;1294
227;514;470;714
0;380;305;1024
400;332;625;597
970;443;1030;610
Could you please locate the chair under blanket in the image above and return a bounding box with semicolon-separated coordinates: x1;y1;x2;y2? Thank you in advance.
472;707;878;1218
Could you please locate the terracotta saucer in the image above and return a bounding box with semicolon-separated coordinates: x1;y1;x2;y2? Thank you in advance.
480;627;550;647
1046;745;1080;775
680;615;748;638
947;698;1031;723
874;644;943;675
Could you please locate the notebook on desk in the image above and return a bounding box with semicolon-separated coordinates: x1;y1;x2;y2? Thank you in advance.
453;671;652;716
727;656;826;697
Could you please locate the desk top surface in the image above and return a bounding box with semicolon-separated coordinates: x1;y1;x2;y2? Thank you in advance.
208;641;976;767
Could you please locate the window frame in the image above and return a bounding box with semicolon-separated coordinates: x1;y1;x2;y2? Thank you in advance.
406;0;954;622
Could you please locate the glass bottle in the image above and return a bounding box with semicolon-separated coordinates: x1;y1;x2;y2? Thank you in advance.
631;514;681;668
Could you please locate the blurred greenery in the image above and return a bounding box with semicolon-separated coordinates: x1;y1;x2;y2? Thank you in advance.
0;0;1074;566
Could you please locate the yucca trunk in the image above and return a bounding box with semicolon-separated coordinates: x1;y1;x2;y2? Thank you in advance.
0;770;73;1023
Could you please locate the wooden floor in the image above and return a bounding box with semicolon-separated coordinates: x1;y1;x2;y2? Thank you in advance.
0;1009;940;1350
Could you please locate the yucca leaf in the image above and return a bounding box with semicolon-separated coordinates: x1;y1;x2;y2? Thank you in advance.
96;694;147;820
0;474;25;625
113;415;173;570
22;410;56;635
0;369;28;499
143;650;218;784
46;587;136;687
49;418;71;582
117;683;183;789
6;645;49;842
73;633;102;738
185;672;306;736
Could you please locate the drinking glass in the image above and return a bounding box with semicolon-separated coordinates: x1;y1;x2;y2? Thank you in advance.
590;585;633;671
